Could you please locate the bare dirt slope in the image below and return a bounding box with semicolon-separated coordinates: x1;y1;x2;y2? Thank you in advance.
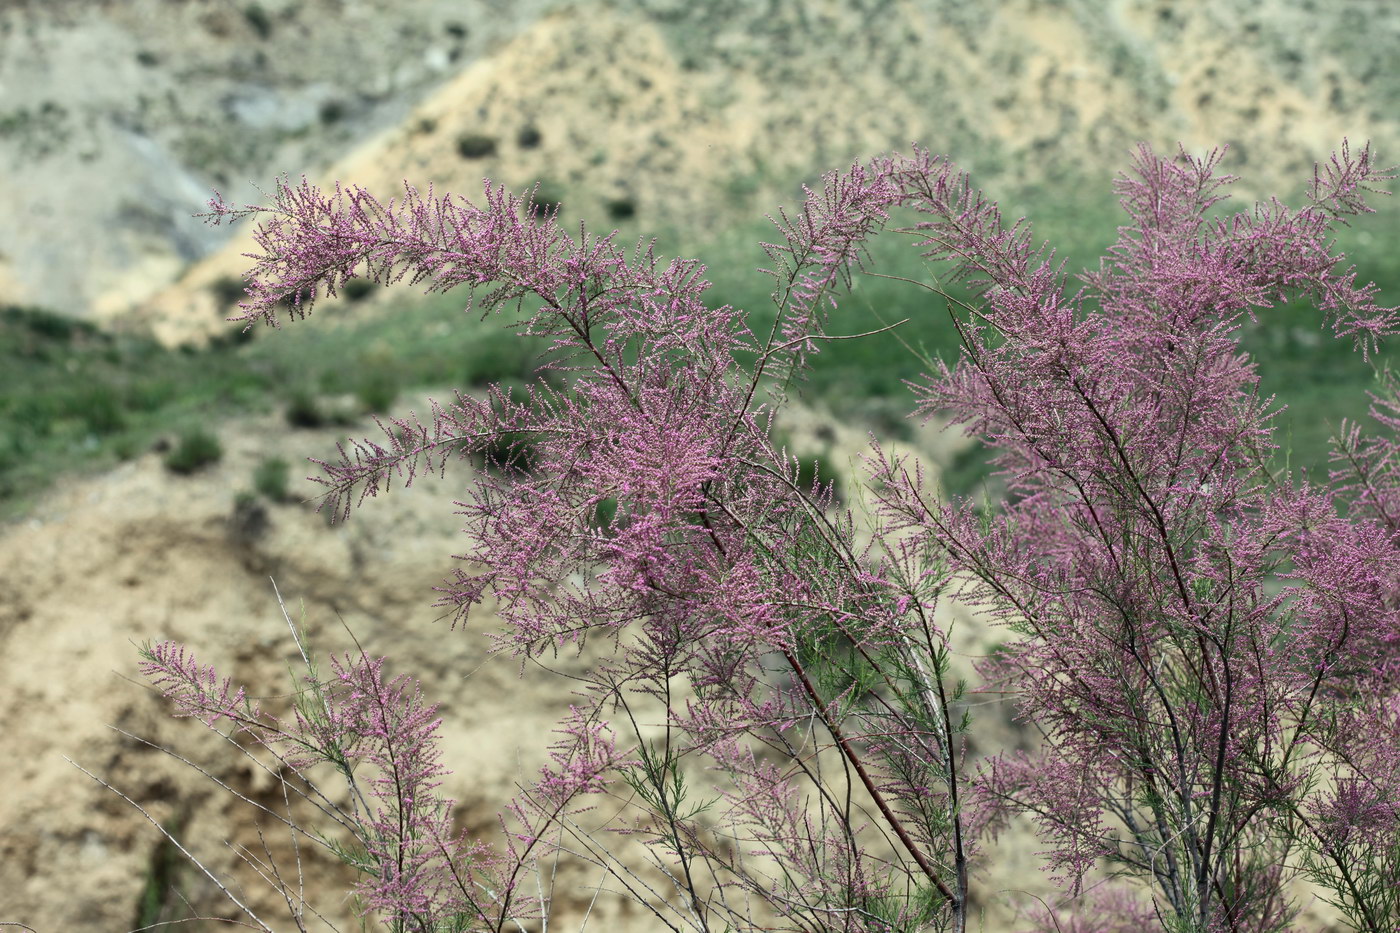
0;0;557;318
0;392;1035;931
133;0;1400;343
0;391;663;929
0;390;1347;929
3;0;1397;332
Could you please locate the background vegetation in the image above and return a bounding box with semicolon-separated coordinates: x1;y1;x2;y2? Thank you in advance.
3;171;1397;521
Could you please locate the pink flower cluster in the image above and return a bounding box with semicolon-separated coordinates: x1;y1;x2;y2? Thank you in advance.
147;140;1400;931
140;641;540;930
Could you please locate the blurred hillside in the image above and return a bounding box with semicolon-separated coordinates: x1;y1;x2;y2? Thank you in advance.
2;1;1398;930
1;0;1396;333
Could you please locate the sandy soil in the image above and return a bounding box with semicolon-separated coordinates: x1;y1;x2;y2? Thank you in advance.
0;388;1045;930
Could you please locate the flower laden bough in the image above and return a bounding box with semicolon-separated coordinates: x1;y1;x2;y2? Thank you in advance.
137;141;1399;932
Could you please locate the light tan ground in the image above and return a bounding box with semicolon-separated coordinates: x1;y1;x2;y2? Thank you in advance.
0;391;1010;930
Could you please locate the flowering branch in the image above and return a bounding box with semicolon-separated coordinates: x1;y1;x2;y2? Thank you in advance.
135;140;1400;932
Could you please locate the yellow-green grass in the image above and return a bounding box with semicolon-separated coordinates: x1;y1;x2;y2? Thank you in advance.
2;174;1396;520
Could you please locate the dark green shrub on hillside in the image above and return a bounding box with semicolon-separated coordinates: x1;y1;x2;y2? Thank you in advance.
793;452;841;504
210;276;246;308
462;332;538;387
242;4;273;39
230;491;269;542
353;357;399;414
319;99;347;125
527;181;564;218
6;305;79;339
341;278;377;303
470;431;537;475
75;386;126;435
591;495;619;530
284;389;327;428
605;197;636;221
456;133;497;159
164;428;222;475
252;456;290;502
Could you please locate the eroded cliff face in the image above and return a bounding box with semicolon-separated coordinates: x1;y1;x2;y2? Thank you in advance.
0;0;557;319
3;0;1396;331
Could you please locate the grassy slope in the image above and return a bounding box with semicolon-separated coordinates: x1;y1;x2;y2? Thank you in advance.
0;295;548;520
684;178;1400;496
3;177;1397;520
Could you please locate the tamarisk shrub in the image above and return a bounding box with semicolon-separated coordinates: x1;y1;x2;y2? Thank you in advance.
887;141;1400;933
136;141;1400;932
